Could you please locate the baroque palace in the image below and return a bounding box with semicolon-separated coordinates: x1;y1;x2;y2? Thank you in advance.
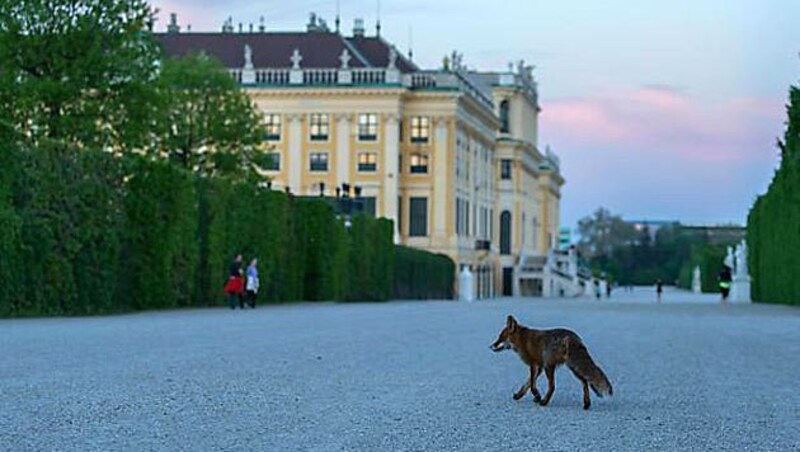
157;13;564;299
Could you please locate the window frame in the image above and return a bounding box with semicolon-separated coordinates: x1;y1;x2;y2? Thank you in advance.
410;116;430;143
357;152;378;172
309;152;329;172
409;197;429;237
308;113;330;142
264;152;281;171
357;113;379;141
409;153;429;174
263;113;282;141
501;159;512;180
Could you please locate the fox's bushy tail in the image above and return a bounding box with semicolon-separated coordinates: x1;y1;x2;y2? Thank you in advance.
567;339;613;397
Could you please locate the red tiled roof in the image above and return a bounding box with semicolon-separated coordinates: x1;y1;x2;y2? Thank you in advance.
156;32;418;72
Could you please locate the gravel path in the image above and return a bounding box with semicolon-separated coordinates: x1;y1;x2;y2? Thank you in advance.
1;290;798;451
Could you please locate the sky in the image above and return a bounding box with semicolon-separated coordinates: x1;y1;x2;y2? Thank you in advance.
152;0;800;229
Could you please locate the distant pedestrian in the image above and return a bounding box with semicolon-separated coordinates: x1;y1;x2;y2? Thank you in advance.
245;258;260;309
224;254;244;309
594;280;601;300
606;283;612;298
656;279;663;303
718;265;732;304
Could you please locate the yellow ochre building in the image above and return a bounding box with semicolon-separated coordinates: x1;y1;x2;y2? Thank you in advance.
158;13;564;299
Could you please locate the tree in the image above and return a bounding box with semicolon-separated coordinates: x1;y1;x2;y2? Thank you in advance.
577;208;636;260
152;53;266;178
0;0;159;151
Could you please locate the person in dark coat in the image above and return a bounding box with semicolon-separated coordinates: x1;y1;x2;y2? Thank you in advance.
656;279;663;303
718;265;732;304
224;254;244;309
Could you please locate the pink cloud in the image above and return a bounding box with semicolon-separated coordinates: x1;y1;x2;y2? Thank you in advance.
542;86;784;164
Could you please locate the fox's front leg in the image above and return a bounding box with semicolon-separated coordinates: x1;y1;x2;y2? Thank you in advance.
530;366;543;403
513;378;530;400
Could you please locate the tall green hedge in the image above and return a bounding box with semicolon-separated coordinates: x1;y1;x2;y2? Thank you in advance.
394;246;455;300
0;144;454;316
747;85;800;306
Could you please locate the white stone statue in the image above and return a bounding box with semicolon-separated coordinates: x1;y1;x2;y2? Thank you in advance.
387;47;398;70
724;246;734;269
290;48;303;69
243;44;253;69
735;240;749;277
339;48;351;69
692;265;702;294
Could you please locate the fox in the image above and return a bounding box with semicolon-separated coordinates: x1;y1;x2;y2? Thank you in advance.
490;315;613;410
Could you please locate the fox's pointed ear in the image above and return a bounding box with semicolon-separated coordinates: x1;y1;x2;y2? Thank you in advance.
506;315;517;331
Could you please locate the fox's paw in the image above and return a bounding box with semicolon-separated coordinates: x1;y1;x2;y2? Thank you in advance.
583;401;591;410
533;395;542;404
513;392;525;401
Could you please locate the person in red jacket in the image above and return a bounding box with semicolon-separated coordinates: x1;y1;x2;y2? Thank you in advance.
224;254;245;309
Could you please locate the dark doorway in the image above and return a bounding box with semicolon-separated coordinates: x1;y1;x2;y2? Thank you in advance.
502;267;514;296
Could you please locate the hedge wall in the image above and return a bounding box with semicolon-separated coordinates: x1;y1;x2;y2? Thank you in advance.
747;85;800;305
0;145;455;316
394;246;455;300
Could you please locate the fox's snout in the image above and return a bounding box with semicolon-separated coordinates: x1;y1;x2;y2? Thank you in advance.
490;341;510;352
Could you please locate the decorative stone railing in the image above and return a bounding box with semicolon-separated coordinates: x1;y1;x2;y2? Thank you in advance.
233;67;494;109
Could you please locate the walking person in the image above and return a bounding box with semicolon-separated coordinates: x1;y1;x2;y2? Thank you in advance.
718;265;732;305
656;279;663;303
224;254;245;309
245;258;259;309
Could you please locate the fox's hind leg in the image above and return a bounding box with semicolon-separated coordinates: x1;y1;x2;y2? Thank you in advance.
569;367;591;410
513;378;530;400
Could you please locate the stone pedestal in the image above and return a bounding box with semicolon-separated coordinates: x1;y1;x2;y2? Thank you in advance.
459;267;474;302
730;275;751;303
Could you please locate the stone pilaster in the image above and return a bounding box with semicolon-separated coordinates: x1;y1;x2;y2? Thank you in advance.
433;117;449;238
383;114;400;242
287;114;303;193
335;114;351;188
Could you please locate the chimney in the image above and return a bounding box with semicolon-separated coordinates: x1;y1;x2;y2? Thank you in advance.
259;16;265;33
353;18;365;38
167;13;180;34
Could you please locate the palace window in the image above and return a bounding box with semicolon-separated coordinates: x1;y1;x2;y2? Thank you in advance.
501;159;512;180
264;114;281;141
409;197;428;237
499;100;510;133
309;113;329;141
410;153;429;174
309;152;328;172
361;197;376;216
265;152;281;171
358;152;378;172
358;113;378;141
410;116;430;143
500;210;512;255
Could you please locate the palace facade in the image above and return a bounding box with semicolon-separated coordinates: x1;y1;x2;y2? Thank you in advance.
157;14;564;298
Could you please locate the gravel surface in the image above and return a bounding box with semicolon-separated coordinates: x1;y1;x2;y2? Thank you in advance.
1;289;799;451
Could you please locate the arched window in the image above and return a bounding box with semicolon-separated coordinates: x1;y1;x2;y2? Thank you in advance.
499;100;510;133
500;210;512;255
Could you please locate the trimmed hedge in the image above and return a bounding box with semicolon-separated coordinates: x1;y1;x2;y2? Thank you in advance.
746;85;800;306
394;246;455;300
0;145;455;316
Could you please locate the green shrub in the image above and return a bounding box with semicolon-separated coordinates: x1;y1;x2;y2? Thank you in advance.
393;245;455;300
